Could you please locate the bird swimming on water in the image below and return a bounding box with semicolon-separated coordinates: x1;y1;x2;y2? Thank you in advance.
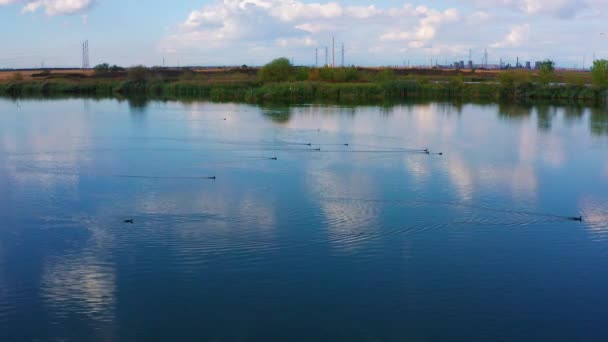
124;219;134;224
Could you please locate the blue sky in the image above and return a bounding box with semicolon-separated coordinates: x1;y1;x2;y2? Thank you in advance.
1;0;607;68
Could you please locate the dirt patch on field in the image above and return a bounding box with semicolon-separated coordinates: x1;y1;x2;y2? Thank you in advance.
0;69;93;81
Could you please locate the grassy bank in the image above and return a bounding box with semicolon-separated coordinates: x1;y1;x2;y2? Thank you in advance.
1;78;606;104
1;62;607;103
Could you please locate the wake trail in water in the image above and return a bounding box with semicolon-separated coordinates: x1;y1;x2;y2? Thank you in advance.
321;197;582;222
16;168;217;180
111;174;216;180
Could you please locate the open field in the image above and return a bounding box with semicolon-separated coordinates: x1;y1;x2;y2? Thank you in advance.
0;67;593;84
0;69;94;81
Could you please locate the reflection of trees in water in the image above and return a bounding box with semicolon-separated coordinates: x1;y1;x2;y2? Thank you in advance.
127;96;150;113
498;102;533;120
436;101;463;115
535;104;557;132
589;107;608;137
563;104;585;124
261;106;291;123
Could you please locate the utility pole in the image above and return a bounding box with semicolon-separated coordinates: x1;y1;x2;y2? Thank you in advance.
332;36;335;68
325;46;328;67
583;55;586;70
315;48;318;67
484;48;488;68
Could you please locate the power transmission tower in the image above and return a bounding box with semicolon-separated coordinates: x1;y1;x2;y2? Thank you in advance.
484;48;488;68
341;43;344;67
332;36;335;68
82;40;89;69
325;46;328;66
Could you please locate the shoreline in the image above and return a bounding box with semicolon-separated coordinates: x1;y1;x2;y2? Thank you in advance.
1;80;606;104
0;65;606;104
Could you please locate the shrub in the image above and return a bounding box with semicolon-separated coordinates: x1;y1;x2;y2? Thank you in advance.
319;67;335;81
537;60;555;85
10;72;23;81
591;59;608;89
499;70;531;88
308;68;320;81
334;67;361;82
564;73;586;87
295;67;310;81
258;57;294;82
110;65;124;73
374;68;395;82
94;63;111;74
127;65;149;82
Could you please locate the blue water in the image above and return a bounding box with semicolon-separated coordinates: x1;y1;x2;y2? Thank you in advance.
1;98;608;340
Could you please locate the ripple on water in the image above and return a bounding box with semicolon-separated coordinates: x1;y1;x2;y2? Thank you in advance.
580;198;608;242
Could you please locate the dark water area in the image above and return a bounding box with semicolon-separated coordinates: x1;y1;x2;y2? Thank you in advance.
1;98;608;341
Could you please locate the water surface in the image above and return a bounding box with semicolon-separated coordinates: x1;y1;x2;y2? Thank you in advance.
1;98;608;340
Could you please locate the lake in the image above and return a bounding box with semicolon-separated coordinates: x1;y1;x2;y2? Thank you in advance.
1;98;608;341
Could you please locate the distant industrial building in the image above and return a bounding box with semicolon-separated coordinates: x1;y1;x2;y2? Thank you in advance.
453;61;465;69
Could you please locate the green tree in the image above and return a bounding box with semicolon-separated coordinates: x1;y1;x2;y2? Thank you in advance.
591;59;608;89
258;58;294;82
94;63;110;74
537;60;555;85
110;65;124;73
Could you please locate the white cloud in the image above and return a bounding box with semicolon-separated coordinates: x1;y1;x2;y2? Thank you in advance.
491;24;530;48
0;0;94;15
160;1;466;65
380;7;460;47
276;36;317;47
467;0;608;18
346;5;381;19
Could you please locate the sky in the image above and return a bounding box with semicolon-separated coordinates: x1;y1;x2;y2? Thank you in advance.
1;0;608;68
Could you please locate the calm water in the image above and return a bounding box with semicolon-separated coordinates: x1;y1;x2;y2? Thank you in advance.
1;98;608;341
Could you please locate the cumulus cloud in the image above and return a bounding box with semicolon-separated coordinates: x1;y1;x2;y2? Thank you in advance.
160;1;467;65
380;7;460;47
491;24;530;48
0;0;94;15
466;0;608;18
